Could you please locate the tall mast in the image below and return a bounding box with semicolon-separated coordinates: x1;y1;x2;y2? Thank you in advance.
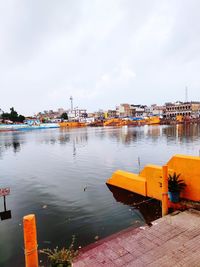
185;86;188;102
70;96;73;111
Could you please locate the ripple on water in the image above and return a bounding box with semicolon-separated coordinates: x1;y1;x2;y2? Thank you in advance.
0;125;200;266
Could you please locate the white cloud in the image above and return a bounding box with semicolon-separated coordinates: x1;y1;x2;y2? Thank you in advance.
0;0;200;114
118;66;136;81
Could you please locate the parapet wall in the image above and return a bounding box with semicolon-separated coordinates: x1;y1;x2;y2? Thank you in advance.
107;154;200;202
107;170;147;196
167;155;200;201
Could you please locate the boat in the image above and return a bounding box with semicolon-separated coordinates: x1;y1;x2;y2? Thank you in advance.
0;123;59;132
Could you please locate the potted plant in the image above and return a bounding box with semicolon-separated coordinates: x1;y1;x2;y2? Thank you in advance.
168;172;186;203
40;236;78;267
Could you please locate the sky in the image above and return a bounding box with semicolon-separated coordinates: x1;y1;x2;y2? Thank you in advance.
1;0;200;115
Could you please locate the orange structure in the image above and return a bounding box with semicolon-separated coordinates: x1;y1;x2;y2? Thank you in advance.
162;166;168;216
176;115;184;123
107;170;147;196
104;118;127;126
146;116;160;125
59;122;86;128
167;155;200;201
103;118;146;127
107;154;200;202
23;214;39;267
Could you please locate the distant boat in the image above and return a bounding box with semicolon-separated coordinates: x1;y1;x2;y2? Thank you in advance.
59;121;86;128
0;123;59;132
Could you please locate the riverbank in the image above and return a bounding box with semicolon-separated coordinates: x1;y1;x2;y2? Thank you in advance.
1;116;200;131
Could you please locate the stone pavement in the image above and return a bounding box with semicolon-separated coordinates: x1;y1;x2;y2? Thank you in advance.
74;209;200;267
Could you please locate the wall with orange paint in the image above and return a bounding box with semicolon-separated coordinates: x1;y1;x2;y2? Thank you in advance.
140;165;163;200
59;122;86;128
167;154;200;201
146;116;160;125
140;165;174;201
107;170;147;196
107;154;200;202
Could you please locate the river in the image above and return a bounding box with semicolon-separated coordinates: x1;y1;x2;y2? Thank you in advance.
0;124;200;266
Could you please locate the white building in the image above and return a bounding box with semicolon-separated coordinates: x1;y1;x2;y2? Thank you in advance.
68;108;87;121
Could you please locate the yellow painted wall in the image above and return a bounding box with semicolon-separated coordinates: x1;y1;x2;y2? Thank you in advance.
176;115;184;122
146;116;160;125
167;154;200;201
140;165;163;200
107;154;200;202
107;170;147;196
104;118;124;126
140;165;174;201
59;122;86;128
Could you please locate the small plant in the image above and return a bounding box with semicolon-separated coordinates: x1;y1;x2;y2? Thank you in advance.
168;173;186;193
168;173;186;203
40;236;78;267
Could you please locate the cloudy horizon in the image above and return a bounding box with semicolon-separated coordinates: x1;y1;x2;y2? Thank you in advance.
1;0;200;115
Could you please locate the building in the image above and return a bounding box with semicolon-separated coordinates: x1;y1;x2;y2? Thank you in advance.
151;105;166;117
118;104;148;117
164;101;200;118
107;109;117;118
67;108;87;121
57;108;65;116
93;110;105;120
118;104;133;117
36;108;67;122
130;105;146;117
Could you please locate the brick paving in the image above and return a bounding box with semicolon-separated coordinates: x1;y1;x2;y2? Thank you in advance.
74;209;200;266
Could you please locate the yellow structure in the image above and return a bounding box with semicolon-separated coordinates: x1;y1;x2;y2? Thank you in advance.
107;154;200;202
146;116;160;125
162;165;169;216
176;115;184;123
104;118;126;126
167;155;200;201
107;170;147;196
23;214;39;267
104;112;108;119
104;118;146;127
59;122;86;128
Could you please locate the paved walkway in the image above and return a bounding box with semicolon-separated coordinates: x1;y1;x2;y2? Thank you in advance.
74;209;200;266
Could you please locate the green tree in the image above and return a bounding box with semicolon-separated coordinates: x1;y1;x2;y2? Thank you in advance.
18;115;25;122
1;113;10;120
61;112;68;120
1;107;25;123
10;107;18;122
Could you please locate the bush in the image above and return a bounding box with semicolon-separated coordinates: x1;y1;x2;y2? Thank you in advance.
40;236;78;267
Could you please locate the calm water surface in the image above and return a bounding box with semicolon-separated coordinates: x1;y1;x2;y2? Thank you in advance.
0;125;200;266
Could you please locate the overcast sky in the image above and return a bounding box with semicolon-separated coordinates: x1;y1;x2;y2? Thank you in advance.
1;0;200;115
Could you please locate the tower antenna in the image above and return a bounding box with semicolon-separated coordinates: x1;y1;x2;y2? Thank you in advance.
185;86;188;102
70;96;73;111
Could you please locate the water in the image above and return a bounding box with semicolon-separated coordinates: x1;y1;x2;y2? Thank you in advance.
0;124;200;266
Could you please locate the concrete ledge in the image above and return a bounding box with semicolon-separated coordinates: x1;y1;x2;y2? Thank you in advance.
106;170;147;196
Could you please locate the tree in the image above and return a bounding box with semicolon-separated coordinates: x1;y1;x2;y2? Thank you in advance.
18;115;25;122
61;112;68;120
9;107;18;122
1;107;25;123
1;112;10;120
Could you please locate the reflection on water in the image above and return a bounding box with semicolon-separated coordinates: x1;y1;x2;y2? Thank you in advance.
0;132;23;156
0;195;12;221
107;185;161;225
0;125;200;266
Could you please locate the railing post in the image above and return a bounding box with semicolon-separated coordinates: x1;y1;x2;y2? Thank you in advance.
23;214;39;267
162;165;168;216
